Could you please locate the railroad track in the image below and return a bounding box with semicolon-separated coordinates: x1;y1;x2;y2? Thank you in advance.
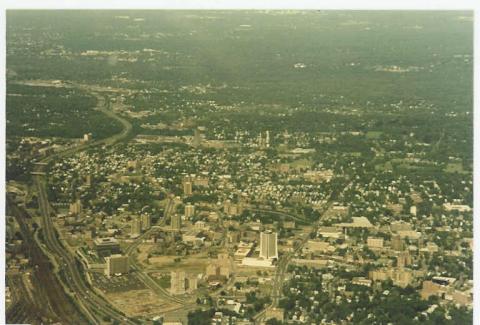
22;81;138;324
6;198;87;324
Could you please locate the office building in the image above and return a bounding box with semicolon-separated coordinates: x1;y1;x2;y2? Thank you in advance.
391;234;404;251
69;199;82;215
397;251;412;268
131;217;142;237
105;254;129;277
185;204;195;219
171;270;186;295
94;237;120;257
141;214;151;231
85;175;92;187
260;231;278;260
186;275;198;293
183;181;192;196
367;237;384;249
410;206;417;216
171;214;181;231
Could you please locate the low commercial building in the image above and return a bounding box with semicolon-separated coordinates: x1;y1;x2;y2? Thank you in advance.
241;257;275;268
367;237;384;249
94;237;120;257
234;242;254;262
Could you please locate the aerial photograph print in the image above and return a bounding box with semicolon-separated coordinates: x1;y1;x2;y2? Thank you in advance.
4;8;474;325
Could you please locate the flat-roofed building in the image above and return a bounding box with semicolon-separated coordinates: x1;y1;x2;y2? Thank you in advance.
391;234;404;251
94;237;120;257
241;257;275;268
186;274;198;293
397;230;421;240
171;270;186;295
334;217;374;229
367;237;384;249
390;221;412;232
105;254;129;277
305;240;334;253
69;199;82;215
141;214;151;231
183;181;192;196
171;214;181;231
234;242;254;262
260;231;278;260
352;277;372;287
131;217;142;237
317;226;342;239
185;204;195;218
265;308;284;322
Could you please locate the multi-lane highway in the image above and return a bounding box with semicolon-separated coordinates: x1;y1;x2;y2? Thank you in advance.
25;80;140;324
35;175;138;324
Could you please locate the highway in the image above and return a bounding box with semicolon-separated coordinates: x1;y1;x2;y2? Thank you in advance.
25;78;195;322
35;175;138;324
25;80;140;324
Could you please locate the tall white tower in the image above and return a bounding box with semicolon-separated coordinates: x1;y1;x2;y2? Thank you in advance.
259;231;278;260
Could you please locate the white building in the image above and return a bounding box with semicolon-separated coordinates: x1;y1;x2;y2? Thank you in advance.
259;231;278;260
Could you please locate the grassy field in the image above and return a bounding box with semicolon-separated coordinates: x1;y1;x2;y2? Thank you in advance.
366;131;383;139
445;162;467;174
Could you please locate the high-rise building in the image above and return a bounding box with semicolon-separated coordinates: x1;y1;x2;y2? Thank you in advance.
391;234;404;251
186;275;198;293
223;200;231;214
69;199;82;215
171;214;181;231
185;204;195;219
85;175;92;187
260;231;278;260
206;254;232;279
183;181;192;196
223;199;243;216
170;270;186;295
265;131;270;148
141;214;151;231
105;254;129;277
397;251;412;268
131;217;142;237
410;206;417;216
